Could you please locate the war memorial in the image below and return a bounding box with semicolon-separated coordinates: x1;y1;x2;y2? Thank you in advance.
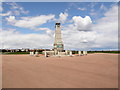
29;23;87;57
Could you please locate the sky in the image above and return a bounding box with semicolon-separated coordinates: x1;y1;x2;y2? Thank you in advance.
0;2;119;51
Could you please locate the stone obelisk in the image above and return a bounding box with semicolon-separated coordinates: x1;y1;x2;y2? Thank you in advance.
54;23;64;53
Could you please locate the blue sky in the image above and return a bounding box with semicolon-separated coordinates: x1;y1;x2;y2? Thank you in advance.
1;2;118;50
2;2;115;33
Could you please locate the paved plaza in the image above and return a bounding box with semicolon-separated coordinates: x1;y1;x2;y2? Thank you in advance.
2;53;118;88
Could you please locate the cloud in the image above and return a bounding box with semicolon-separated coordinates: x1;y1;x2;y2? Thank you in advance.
92;5;118;49
6;15;16;24
59;12;68;23
36;28;54;37
78;7;86;11
89;3;98;16
9;2;29;15
0;11;11;16
88;2;97;8
0;6;3;12
0;28;54;49
3;2;29;16
100;4;107;11
62;26;97;50
90;8;97;16
61;5;118;50
6;14;55;30
72;16;92;31
36;28;50;31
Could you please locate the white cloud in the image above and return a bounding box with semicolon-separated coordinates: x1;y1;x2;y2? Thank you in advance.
4;2;29;16
100;4;107;11
78;7;86;11
6;15;15;21
0;2;29;17
61;5;118;50
89;3;98;16
62;26;97;50
72;16;92;31
6;14;55;30
89;2;96;8
13;10;20;16
9;2;29;15
36;28;54;37
0;28;54;49
90;8;97;16
0;11;11;16
92;5;118;49
19;7;29;14
59;12;68;23
0;6;3;12
36;28;50;31
104;5;118;17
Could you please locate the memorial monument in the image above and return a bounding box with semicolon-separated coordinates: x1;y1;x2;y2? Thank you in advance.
54;23;64;52
30;22;87;57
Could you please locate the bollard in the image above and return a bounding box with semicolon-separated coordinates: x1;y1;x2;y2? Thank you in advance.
58;51;60;55
85;51;87;55
30;51;33;56
83;51;86;55
35;52;38;55
35;52;39;57
45;51;47;57
29;51;32;56
69;51;72;56
31;52;34;56
65;50;68;55
54;50;57;55
78;51;82;56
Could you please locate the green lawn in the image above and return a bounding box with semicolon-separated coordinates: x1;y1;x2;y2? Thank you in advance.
72;51;120;54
